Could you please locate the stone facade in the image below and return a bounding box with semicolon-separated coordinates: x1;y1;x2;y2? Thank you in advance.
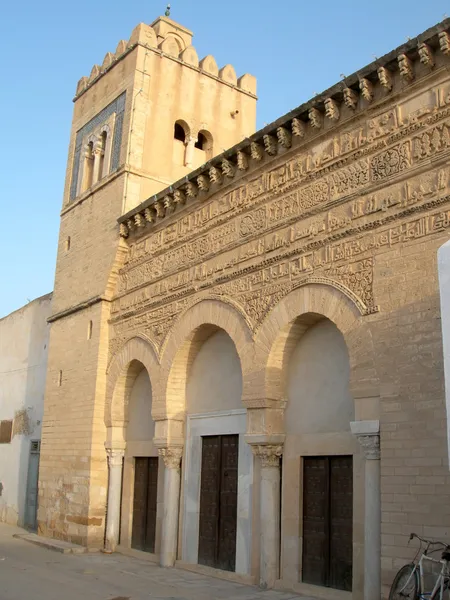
39;13;450;600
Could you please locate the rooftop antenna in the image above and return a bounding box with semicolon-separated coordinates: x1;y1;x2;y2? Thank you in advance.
165;3;171;16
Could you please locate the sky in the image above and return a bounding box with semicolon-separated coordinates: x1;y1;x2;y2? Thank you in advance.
0;0;448;318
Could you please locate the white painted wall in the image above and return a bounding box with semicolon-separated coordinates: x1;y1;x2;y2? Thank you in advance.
0;293;52;526
285;319;353;434
186;330;243;414
438;240;450;467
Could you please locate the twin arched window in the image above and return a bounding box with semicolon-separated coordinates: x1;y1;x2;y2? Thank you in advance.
173;121;213;163
81;127;110;194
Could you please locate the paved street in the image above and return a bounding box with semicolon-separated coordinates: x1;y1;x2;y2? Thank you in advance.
0;524;306;600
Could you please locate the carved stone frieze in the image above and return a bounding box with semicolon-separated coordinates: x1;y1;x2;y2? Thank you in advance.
370;142;410;181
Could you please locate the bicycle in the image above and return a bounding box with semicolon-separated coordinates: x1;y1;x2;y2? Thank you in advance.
389;533;450;600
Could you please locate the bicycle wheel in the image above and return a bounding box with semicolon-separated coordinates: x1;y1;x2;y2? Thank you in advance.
389;564;419;600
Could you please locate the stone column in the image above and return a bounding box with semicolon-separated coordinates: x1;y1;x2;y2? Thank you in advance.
184;136;196;168
159;447;183;568
351;420;381;600
104;448;125;553
252;444;283;589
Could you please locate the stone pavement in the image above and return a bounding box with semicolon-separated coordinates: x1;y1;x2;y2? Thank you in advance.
0;523;309;600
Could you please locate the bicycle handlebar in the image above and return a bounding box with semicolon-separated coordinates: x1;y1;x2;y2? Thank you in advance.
409;532;450;550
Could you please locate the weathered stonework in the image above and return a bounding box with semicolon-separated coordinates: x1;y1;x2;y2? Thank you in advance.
40;14;450;600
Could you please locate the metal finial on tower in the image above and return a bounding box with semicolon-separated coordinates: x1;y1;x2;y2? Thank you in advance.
165;3;171;16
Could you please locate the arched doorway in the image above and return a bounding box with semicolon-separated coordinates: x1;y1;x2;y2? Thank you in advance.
281;315;357;592
168;325;252;575
119;363;161;554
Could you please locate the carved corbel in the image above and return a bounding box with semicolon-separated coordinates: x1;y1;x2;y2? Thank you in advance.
324;97;340;121
144;207;155;223
221;158;235;178
439;31;450;55
237;150;249;170
263;134;278;155
398;53;414;82
126;219;135;232
359;78;374;102
173;189;186;206
163;195;175;213
418;42;434;67
277;126;292;149
197;174;210;192
377;67;393;91
154;200;165;218
158;447;183;469
343;87;358;110
251;444;283;468
308;107;323;129
134;213;145;228
119;223;129;238
292;117;306;138
250;142;264;161
185;181;198;198
209;165;223;184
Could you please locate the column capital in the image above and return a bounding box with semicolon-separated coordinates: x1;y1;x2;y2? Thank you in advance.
106;448;125;467
251;444;283;467
158;447;183;469
351;420;380;460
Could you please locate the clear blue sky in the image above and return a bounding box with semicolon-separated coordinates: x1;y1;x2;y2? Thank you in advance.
0;0;447;318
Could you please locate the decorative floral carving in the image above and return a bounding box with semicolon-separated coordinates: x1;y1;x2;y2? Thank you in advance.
119;223;129;238
370;142;410;181
250;142;264;161
251;445;283;468
185;181;198;198
359;78;374;102
237;150;249;170
173;189;186;206
277;127;292;149
309;107;323;129
106;448;125;467
163;195;175;213
134;213;145;228
144;207;155;223
418;42;434;67
377;67;393;91
355;434;380;460
154;200;165;218
197;174;210;192
209;166;223;184
343;87;358;110
239;208;266;237
222;158;235;178
398;53;414;82
263;134;278;156
291;118;306;137
158;447;183;469
330;159;369;197
324;98;340;121
439;31;450;55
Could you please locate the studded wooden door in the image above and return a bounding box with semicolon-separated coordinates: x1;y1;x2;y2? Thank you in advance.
302;456;353;591
198;434;238;572
131;457;158;553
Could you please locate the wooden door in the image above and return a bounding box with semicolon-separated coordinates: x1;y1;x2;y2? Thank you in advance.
131;457;158;553
198;434;238;571
302;456;353;591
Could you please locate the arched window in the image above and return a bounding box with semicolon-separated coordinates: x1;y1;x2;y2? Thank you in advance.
195;130;213;159
82;141;94;191
98;131;107;180
174;121;188;143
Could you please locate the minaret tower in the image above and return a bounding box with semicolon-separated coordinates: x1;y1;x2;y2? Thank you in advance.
38;13;257;546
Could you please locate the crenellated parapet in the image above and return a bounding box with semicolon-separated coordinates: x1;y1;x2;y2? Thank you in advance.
118;19;450;239
74;18;256;99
